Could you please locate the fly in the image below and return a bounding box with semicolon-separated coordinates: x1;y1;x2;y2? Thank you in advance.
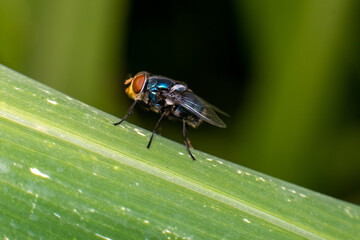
114;71;228;160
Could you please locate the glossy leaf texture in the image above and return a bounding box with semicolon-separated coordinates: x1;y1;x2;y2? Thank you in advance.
0;64;359;239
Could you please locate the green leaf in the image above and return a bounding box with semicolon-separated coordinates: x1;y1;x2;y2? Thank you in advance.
0;64;359;239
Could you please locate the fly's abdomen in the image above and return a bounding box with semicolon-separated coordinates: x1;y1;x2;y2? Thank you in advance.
173;105;201;127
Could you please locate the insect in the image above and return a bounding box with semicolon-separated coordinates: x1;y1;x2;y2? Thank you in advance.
114;71;228;160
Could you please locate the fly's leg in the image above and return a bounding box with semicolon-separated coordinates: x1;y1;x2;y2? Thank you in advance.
114;100;137;126
182;118;195;160
147;110;168;149
186;137;193;149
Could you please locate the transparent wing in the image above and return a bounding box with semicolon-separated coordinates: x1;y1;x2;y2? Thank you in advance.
176;91;227;128
198;97;230;117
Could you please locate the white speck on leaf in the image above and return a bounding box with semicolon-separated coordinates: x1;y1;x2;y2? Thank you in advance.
95;233;112;240
162;229;171;234
256;177;266;182
47;99;57;105
41;89;50;94
299;193;307;198
134;128;146;136
243;218;251;224
30;168;50;179
120;206;131;212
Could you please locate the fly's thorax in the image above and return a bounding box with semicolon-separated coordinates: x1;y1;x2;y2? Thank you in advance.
124;72;149;100
145;76;177;108
147;76;175;91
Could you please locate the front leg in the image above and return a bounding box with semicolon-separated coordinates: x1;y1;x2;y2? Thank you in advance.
114;100;138;126
147;110;169;149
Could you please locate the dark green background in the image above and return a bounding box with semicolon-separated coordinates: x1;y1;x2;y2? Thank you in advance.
0;0;359;204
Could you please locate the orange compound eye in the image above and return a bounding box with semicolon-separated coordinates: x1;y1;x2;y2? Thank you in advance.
132;74;145;94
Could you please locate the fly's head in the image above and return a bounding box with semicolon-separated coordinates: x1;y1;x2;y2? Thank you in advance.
124;71;148;100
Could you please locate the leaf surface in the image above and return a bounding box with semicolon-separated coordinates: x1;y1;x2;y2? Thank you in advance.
0;64;359;239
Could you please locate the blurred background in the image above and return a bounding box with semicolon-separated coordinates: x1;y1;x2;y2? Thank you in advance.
0;0;359;204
